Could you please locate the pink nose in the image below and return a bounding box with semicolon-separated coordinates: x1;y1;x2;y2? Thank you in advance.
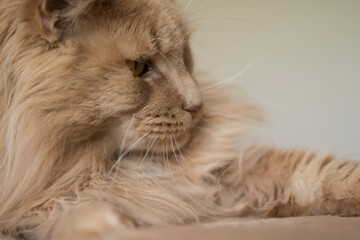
183;103;203;117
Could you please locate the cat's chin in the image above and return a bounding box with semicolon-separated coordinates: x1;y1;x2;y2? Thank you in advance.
110;133;189;166
137;131;190;154
112;130;191;161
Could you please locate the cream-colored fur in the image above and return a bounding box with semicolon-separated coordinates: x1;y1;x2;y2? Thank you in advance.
1;0;359;239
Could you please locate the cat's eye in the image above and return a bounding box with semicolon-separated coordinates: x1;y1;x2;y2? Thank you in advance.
126;60;149;77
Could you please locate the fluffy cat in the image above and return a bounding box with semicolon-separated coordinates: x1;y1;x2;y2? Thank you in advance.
0;0;359;239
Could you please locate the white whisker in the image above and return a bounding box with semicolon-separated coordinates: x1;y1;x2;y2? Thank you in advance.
190;39;223;57
149;141;159;164
163;141;176;182
186;3;279;19
108;132;149;175
245;94;289;117
138;135;159;170
170;136;181;169
156;50;175;73
202;62;255;92
168;51;183;65
183;0;195;13
137;130;158;169
188;16;280;36
204;110;263;125
211;66;244;78
119;115;135;157
173;136;186;162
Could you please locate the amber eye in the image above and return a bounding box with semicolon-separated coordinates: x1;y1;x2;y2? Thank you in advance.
126;60;149;77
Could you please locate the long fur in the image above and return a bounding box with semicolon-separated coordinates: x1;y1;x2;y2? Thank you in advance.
1;0;360;239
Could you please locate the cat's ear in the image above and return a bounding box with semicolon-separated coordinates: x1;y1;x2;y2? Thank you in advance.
37;0;68;41
36;0;94;42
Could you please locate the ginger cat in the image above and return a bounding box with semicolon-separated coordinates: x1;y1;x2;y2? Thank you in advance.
0;0;359;239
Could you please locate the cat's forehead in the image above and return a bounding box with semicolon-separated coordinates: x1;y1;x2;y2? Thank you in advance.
76;0;190;60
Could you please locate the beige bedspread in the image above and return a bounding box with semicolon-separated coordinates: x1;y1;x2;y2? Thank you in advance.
117;216;360;240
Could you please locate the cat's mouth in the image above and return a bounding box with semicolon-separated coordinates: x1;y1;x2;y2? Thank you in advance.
112;108;201;161
132;126;191;154
121;112;195;154
112;119;191;161
111;128;190;164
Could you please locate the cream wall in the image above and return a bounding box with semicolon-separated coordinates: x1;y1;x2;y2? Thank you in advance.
177;0;360;158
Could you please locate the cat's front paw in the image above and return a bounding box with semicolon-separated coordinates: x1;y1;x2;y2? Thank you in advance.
50;202;136;239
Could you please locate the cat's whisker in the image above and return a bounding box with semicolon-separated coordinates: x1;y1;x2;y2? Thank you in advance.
108;132;149;175
168;51;184;65
133;115;144;121
183;0;195;13
145;126;159;148
149;140;159;164
241;94;289;117
161;143;170;177
209;66;243;79
138;148;145;162
201;84;241;96
191;39;217;57
170;136;182;169
201;62;255;92
185;3;279;19
204;110;263;125
144;117;157;124
156;50;176;73
188;16;280;36
137;130;158;169
152;37;167;42
138;134;159;171
119;115;135;158
151;38;185;64
165;139;176;182
173;136;186;162
184;5;216;18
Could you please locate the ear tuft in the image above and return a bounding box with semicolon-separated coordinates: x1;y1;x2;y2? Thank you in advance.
37;0;95;43
44;0;69;13
37;0;70;42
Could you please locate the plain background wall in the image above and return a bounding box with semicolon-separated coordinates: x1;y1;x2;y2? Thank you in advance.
176;0;360;158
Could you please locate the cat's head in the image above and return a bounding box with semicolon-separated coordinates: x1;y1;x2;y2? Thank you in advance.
18;0;202;156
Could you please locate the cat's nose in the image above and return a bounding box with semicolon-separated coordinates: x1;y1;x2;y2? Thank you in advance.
183;103;203;117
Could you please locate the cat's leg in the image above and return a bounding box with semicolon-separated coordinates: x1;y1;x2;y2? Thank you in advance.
50;201;136;239
234;149;360;217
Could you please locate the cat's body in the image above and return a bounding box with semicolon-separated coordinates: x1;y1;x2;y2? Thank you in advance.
0;0;359;239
